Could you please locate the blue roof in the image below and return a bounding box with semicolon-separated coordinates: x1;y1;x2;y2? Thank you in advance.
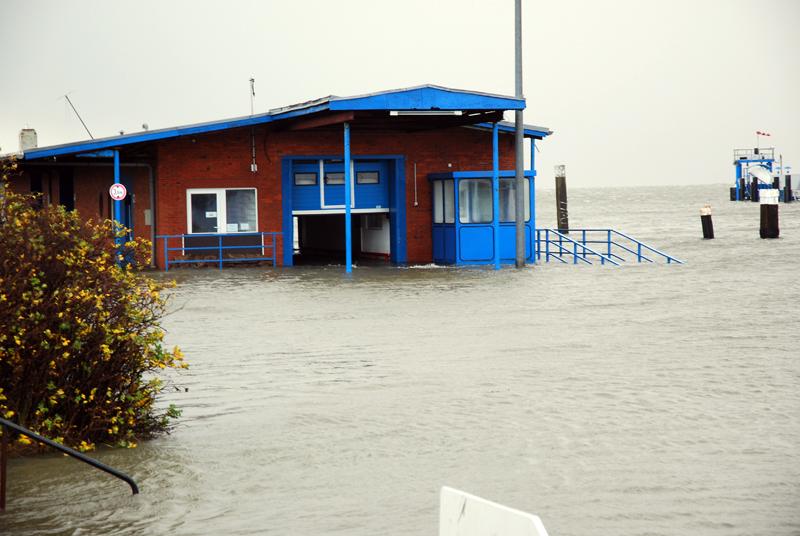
13;85;550;161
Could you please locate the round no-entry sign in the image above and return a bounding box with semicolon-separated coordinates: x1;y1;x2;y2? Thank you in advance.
109;183;127;201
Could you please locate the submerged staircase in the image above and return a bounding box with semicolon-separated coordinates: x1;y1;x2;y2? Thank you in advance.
536;228;683;265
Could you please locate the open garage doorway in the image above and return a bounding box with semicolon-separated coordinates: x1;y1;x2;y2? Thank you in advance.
293;211;390;266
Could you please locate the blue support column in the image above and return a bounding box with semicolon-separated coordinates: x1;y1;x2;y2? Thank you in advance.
492;122;500;270
530;139;536;263
113;150;123;267
735;162;742;201
344;122;352;273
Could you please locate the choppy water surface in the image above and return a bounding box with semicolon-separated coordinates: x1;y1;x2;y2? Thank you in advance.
3;184;799;536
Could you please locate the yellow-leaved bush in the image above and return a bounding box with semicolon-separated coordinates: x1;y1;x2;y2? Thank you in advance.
0;159;186;452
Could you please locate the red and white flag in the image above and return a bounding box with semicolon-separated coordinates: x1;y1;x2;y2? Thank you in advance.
756;131;771;136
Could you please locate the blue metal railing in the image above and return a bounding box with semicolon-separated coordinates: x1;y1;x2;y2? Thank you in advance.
536;228;683;265
535;228;621;266
156;232;281;271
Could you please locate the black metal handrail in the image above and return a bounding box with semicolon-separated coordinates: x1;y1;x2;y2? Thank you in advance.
0;417;139;511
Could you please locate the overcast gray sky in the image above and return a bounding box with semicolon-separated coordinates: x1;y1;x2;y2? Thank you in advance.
1;0;798;187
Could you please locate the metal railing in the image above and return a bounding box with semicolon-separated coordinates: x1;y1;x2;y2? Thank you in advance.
535;228;620;266
734;147;775;160
536;228;683;265
0;417;139;511
157;232;281;271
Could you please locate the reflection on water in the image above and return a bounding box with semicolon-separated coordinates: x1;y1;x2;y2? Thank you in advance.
2;185;799;536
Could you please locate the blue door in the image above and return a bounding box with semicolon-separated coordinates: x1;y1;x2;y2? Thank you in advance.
291;159;390;211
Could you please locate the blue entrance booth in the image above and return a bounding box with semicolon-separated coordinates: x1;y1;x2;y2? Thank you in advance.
429;170;535;266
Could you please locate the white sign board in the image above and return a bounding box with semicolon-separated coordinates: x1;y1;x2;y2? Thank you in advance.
109;183;127;201
439;487;549;536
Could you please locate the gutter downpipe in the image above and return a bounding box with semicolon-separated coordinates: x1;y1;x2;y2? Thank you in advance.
492;122;501;270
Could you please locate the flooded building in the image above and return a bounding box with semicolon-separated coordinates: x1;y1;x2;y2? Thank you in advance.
4;85;551;270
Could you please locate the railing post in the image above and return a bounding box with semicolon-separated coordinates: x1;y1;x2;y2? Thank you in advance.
163;238;169;272
573;240;578;264
607;229;612;260
273;234;277;266
582;229;586;259
637;242;642;262
545;230;550;262
218;235;223;270
1;423;7;511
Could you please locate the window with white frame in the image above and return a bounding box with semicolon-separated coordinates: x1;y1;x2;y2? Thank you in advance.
499;178;531;222
458;179;493;224
432;180;455;224
187;188;257;234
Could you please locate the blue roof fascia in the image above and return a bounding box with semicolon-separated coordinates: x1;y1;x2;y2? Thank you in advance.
474;122;552;139
428;170;536;180
330;86;525;112
76;150;116;158
22;102;333;161
22;115;266;160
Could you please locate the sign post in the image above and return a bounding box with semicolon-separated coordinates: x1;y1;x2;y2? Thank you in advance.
111;150;124;265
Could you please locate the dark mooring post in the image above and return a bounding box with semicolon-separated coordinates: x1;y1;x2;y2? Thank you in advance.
739;177;747;200
700;204;714;239
785;175;793;203
750;177;760;203
760;189;779;239
555;165;569;234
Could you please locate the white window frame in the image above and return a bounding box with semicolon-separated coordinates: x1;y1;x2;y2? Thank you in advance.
186;187;259;234
320;159;355;209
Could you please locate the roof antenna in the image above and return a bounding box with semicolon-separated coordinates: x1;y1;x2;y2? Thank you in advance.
63;94;94;139
249;77;255;116
249;77;258;173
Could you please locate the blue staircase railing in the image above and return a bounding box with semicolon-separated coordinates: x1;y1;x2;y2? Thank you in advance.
536;228;683;265
157;232;281;271
535;228;621;266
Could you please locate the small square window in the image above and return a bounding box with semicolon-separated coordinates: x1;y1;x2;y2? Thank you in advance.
325;172;345;185
294;172;317;186
357;171;379;184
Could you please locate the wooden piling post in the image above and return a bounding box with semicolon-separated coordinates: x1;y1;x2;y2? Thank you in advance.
739;178;747;200
750;177;760;202
785;175;793;203
700;204;714;239
555;165;568;234
760;189;779;239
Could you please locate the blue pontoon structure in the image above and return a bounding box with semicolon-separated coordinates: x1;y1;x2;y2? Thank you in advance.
732;147;775;201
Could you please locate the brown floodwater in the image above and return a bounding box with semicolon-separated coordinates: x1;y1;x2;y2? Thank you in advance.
2;184;799;535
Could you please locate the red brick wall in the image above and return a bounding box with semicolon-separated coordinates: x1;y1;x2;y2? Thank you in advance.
9;166;150;236
154;126;516;267
12;125;517;269
72;166;151;237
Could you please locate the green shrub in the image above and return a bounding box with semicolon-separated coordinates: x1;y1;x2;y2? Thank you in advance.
0;159;186;452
